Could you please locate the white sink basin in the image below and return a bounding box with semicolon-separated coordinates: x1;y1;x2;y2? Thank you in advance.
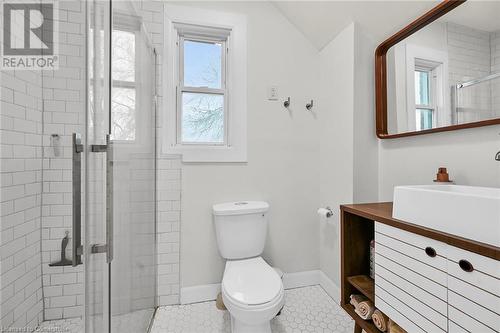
393;185;500;247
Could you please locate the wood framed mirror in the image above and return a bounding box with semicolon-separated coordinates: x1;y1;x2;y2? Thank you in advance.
375;0;500;139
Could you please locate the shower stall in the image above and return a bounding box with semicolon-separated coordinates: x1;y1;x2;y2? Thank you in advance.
452;72;500;125
0;1;158;332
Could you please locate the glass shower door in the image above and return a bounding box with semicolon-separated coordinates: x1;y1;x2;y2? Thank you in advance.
109;1;157;332
86;1;111;332
85;1;157;332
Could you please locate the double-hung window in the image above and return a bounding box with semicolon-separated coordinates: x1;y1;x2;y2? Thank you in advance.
414;66;435;131
111;15;141;141
177;26;229;145
405;44;449;132
164;7;247;162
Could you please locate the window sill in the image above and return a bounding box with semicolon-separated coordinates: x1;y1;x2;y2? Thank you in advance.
165;145;247;163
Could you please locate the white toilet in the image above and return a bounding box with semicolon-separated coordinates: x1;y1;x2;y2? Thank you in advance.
213;201;284;333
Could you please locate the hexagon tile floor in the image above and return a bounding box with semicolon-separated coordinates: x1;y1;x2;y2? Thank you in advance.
150;285;354;333
36;285;354;333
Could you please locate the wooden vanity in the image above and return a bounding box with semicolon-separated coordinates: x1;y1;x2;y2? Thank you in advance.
340;202;500;333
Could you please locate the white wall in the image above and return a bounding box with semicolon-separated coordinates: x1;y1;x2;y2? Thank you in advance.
176;1;321;288
318;24;355;287
378;125;500;201
353;26;379;204
317;23;379;288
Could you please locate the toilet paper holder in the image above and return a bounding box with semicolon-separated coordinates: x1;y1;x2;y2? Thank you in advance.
317;206;334;218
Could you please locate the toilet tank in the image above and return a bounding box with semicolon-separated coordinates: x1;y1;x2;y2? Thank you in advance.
213;201;269;260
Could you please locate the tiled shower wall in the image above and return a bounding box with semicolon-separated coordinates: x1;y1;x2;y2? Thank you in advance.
447;23;492;122
137;0;182;306
447;23;500;121
1;1;181;327
491;30;500;116
40;0;86;321
0;4;45;329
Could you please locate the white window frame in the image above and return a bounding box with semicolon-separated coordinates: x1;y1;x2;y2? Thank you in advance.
414;63;436;131
177;33;228;145
163;5;247;162
405;44;449;132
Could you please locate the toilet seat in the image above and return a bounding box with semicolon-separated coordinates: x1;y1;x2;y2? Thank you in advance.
222;257;282;306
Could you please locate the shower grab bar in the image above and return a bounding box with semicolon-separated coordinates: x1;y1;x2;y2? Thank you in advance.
90;134;113;263
456;72;500;89
72;133;83;266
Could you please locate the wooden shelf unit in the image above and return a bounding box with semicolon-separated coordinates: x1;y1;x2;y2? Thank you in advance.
340;206;377;333
347;275;374;302
341;304;380;333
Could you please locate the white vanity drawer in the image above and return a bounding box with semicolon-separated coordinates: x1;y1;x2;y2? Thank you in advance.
448;275;500;311
375;297;426;333
448;290;499;331
446;245;500;286
375;223;448;333
376;276;447;331
446;245;500;333
448;306;497;333
375;231;447;271
375;254;447;301
375;222;448;255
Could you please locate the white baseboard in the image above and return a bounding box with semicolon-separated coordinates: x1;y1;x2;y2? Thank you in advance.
319;271;340;303
180;283;220;305
180;269;340;305
282;270;320;289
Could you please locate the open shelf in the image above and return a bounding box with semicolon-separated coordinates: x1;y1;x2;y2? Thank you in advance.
341;304;380;333
347;275;374;302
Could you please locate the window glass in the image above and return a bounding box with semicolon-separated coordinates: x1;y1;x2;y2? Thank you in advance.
182;92;224;143
112;87;136;140
416;108;433;131
111;29;136;140
113;30;135;82
415;70;430;105
183;40;222;89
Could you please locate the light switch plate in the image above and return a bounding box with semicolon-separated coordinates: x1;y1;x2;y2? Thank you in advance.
267;86;278;100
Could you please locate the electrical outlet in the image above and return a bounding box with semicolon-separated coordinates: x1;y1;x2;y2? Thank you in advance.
267;86;278;100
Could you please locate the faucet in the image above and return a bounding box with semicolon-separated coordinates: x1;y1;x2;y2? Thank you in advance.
496;151;500;161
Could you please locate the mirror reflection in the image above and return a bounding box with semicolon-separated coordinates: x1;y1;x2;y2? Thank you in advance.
386;1;500;134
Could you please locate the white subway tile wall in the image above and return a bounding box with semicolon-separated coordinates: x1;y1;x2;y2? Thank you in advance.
490;31;500;116
447;23;499;122
0;5;44;331
40;1;86;321
137;0;182;306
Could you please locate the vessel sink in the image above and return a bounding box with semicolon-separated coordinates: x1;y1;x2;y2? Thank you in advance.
393;185;500;247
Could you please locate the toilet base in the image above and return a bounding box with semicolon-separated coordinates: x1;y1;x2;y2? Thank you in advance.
230;315;271;333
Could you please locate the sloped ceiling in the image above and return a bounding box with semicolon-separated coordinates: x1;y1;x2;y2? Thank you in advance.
272;1;480;50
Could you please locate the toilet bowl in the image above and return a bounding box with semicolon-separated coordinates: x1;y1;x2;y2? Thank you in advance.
213;201;284;333
221;256;284;333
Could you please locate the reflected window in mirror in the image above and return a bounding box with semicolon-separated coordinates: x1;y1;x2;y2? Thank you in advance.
415;68;433;130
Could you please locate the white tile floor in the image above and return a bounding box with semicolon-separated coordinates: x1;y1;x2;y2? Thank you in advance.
35;309;153;333
36;285;353;333
151;285;354;333
36;317;83;333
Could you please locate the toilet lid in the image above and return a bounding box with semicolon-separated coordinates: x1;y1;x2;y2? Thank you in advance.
222;257;282;306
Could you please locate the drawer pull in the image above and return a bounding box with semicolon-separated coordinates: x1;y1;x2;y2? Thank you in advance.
425;246;437;257
459;260;474;272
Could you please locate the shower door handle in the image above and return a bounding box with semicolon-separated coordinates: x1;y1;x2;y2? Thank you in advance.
72;133;83;266
105;134;113;263
90;135;113;263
